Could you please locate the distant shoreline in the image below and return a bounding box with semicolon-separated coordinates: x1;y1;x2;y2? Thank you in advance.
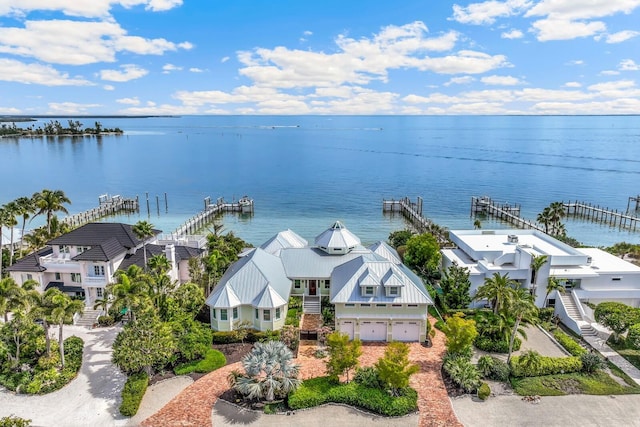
0;132;124;139
0;115;175;122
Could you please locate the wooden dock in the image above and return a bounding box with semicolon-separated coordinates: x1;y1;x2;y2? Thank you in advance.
174;196;254;236
383;196;450;244
564;201;640;230
470;196;544;232
63;194;139;228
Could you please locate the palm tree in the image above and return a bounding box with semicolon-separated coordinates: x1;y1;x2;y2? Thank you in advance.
33;189;71;236
529;254;548;297
544;277;566;306
132;220;155;270
93;287;112;314
506;288;538;363
536;207;552;233
109;265;149;322
473;219;482;229
14;196;36;255
548;202;566;225
518;349;542;375
0;205;11;276
27;286;57;357
3;201;19;266
233;340;301;402
50;290;83;369
474;272;517;315
0;277;21;322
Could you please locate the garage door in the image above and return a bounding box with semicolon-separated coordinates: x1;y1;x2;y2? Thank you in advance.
392;321;420;342
360;321;387;341
339;321;354;340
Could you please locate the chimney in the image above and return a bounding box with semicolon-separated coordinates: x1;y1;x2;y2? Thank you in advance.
164;244;176;272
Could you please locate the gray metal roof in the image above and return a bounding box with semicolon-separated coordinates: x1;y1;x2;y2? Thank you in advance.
206;248;290;309
208;285;241;308
314;221;361;251
260;229;308;256
368;241;402;264
330;256;432;305
280;246;372;278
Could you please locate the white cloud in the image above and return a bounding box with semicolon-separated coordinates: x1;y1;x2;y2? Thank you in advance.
601;70;621;75
0;20;192;65
303;30;313;36
588;79;636;92
525;0;640;41
99;64;148;82
530;18;606;41
0;0;183;18
567;60;584;65
47;102;101;114
501;29;524;39
481;75;523;85
116;97;141;105
0;107;22;114
119;104;198;115
221;56;230;63
189;67;204;72
0;58;92;85
600;30;640;43
444;76;476;86
103;85;115;90
451;0;532;25
563;81;582;87
620;59;640;71
162;63;183;73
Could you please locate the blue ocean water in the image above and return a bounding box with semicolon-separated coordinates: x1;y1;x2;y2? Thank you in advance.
2;115;640;247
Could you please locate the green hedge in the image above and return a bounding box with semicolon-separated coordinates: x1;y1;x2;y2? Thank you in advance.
212;329;281;344
553;331;587;356
24;336;84;394
174;349;226;375
120;372;149;417
288;376;418;416
510;356;582;378
474;336;521;353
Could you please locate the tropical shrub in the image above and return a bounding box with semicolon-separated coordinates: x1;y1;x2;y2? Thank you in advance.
353;367;383;389
375;342;419;396
627;323;640;349
211;330;238;344
443;356;481;393
434;320;445;331
0;416;32;427
580;352;605;373
175;349;226;375
594;302;639;342
23;336;83;394
477;382;491;400
119;372;149;416
442;313;478;356
476;355;494;377
474;336;521;353
553;330;587;356
509;355;582;377
538;307;555;323
97;315;115;326
288;376;418;416
233;341;301;402
325;332;362;383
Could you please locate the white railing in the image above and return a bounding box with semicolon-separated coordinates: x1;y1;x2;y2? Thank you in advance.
555;296;582;336
84;276;107;285
39;253;77;265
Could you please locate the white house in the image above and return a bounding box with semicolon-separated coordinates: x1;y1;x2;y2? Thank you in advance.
206;221;433;342
6;222;204;307
442;229;640;335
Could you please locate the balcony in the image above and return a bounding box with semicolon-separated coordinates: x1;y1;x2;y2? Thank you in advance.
84;276;107;286
39;254;81;271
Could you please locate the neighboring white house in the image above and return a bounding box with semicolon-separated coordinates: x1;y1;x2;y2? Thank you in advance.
6;222;204;307
441;229;640;335
206;221;433;342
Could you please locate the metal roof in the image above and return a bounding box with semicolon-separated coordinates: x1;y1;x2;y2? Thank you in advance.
207;285;241;308
206;248;290;309
253;285;288;308
260;229;308;256
314;221;361;251
330;256;432;305
368;241;402;264
280;246;372;278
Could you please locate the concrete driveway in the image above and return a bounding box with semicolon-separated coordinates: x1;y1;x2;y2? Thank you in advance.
0;325;128;427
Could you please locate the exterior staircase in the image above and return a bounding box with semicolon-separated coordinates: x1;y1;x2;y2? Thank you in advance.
580;324;599;337
560;293;599;337
303;296;321;314
74;309;102;327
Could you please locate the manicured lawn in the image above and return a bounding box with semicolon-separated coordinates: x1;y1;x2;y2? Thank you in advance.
173;349;226;375
510;371;640;396
607;339;640;371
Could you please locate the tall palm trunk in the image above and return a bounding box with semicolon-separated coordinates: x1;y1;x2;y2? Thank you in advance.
9;226;14;266
59;321;65;369
43;320;51;357
507;316;522;364
20;217;27;254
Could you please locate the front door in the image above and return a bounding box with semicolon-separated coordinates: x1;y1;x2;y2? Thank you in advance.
309;280;317;296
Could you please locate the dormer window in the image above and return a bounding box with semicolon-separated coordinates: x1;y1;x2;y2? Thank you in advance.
358;268;380;297
364;286;375;296
382;267;404;297
77;246;91;254
388;287;399;296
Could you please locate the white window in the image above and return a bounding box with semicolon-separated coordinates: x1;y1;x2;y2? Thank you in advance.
60;245;70;254
94;266;105;276
233;307;238;319
364;286;374;296
263;310;271;321
276;307;281;319
388;287;399;296
97;288;103;298
220;309;228;321
71;273;82;283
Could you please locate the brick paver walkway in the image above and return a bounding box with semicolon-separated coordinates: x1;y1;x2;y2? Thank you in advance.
142;320;461;427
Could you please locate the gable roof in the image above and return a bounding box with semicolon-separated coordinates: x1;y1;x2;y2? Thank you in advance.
330;255;432;305
260;229;308;256
206;248;290;309
73;237;123;261
314;221;361;251
280;246;370;278
207;285;241;308
118;244;204;271
368;241;402;264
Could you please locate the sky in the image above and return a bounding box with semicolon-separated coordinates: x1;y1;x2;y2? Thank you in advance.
0;0;639;115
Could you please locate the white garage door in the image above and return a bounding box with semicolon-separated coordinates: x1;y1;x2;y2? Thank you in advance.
392;321;420;342
360;321;387;341
339;321;355;340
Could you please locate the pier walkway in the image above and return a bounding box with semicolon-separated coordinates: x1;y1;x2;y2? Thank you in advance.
62;194;138;228
173;196;253;237
383;196;450;244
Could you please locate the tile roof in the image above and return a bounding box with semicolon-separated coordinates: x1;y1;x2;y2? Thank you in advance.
5;247;52;272
45;281;84;293
72;237;124;261
48;222;160;249
118;244;204;271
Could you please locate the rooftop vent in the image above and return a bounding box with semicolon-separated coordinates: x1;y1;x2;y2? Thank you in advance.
507;235;519;244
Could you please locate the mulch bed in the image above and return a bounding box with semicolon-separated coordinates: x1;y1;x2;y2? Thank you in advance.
213;342;254;365
441;369;468;398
